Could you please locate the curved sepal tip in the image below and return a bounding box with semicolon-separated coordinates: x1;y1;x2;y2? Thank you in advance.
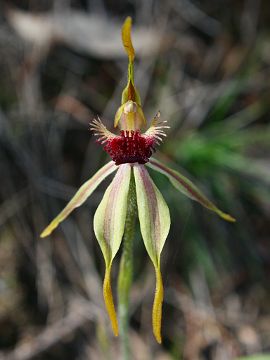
147;159;236;223
103;265;119;336
40;161;117;238
153;265;164;344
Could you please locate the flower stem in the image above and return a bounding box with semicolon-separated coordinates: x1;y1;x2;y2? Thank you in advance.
117;170;137;360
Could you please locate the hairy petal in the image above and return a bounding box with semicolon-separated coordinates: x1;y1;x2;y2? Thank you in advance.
94;164;131;335
40;161;117;238
147;158;235;222
133;164;170;343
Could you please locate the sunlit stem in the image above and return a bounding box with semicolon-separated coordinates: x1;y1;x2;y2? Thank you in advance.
117;170;137;360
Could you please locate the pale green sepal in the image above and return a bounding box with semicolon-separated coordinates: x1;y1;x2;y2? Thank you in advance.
40;161;118;238
94;163;131;264
121;17;141;105
114;104;125;128
121;81;142;105
133;164;170;265
122;17;135;62
147;158;236;222
94;164;131;335
133;164;170;343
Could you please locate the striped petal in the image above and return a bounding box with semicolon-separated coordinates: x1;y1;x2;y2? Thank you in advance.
133;164;170;343
147;158;235;222
94;164;131;336
40;161;117;238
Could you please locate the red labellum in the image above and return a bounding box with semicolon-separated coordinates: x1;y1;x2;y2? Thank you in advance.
90;113;168;165
102;130;155;165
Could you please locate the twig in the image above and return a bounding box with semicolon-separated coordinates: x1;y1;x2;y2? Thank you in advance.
0;299;96;360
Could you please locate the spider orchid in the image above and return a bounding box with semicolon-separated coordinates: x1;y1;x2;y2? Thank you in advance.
41;17;235;343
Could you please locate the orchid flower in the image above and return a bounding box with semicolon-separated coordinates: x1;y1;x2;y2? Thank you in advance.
41;17;235;343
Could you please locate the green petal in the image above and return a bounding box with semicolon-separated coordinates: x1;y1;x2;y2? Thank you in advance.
40;161;117;238
133;164;170;342
94;164;131;335
147;158;236;222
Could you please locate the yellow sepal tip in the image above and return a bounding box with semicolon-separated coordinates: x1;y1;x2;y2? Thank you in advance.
152;266;163;344
122;16;135;61
40;222;56;238
103;265;119;336
218;211;236;223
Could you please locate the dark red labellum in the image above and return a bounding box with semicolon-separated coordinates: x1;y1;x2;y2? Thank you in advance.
101;130;155;165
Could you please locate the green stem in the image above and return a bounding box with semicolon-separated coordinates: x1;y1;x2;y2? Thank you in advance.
117;170;137;360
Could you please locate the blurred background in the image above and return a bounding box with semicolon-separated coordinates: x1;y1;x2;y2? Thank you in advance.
0;0;270;359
